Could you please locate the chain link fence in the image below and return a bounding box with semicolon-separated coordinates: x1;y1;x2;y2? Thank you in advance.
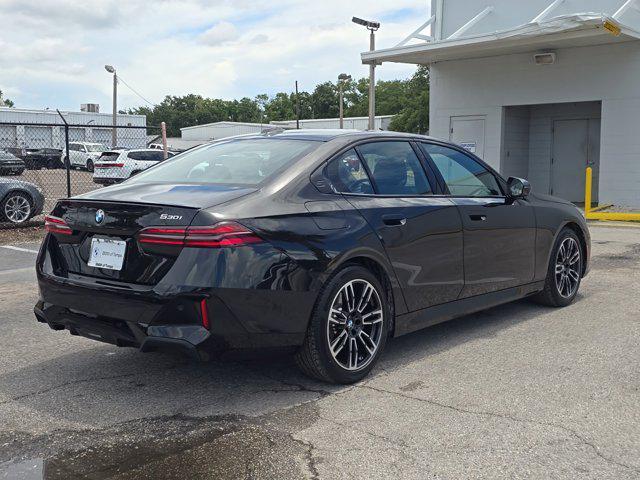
0;120;165;229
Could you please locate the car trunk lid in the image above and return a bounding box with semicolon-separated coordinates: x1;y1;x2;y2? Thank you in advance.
47;184;257;285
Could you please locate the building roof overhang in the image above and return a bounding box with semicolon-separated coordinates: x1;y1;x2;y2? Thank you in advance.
362;14;640;65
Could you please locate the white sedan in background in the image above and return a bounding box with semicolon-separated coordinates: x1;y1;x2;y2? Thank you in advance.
92;149;175;185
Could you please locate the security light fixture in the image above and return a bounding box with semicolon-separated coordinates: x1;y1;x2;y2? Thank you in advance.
104;65;115;73
352;16;380;31
338;73;352;82
534;52;557;65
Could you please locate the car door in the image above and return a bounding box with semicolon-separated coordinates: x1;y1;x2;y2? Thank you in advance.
69;143;83;166
325;141;464;312
419;142;536;298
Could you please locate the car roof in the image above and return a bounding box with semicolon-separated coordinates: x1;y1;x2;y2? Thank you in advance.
226;129;436;142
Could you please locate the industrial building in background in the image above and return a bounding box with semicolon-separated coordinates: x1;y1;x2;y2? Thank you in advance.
363;0;640;207
0;106;146;150
180;115;394;144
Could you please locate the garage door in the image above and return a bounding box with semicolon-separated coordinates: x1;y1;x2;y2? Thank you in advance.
25;126;54;148
93;128;112;147
0;125;17;149
69;128;86;142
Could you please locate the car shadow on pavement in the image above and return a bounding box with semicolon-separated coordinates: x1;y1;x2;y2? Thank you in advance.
0;296;572;431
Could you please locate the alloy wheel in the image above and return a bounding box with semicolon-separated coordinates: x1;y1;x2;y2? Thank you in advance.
326;279;384;371
555;237;581;298
4;194;31;223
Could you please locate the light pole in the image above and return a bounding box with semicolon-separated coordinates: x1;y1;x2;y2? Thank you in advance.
352;17;380;130
104;65;117;148
338;73;351;129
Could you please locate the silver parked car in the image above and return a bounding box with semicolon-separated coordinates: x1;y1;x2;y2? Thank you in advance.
0;177;45;224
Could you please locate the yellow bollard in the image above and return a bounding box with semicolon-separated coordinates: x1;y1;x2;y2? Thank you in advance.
584;167;592;215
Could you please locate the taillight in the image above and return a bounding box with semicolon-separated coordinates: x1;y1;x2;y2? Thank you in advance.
137;222;263;248
95;163;124;168
200;298;210;329
45;215;72;235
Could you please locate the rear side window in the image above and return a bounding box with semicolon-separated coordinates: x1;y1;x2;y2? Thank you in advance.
358;141;433;195
325;149;373;194
420;143;502;197
127;138;319;186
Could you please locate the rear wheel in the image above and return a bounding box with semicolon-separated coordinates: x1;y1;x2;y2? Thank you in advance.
533;228;583;307
295;266;389;384
1;192;32;224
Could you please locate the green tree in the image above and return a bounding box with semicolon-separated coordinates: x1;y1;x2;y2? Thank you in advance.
0;90;14;107
388;66;429;134
123;66;429;135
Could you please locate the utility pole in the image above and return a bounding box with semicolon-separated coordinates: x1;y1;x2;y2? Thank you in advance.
295;81;300;129
368;28;376;131
105;65;117;148
352;17;380;131
338;73;351;129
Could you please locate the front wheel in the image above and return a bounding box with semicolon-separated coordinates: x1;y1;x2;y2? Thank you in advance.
533;228;583;307
1;192;32;224
295;266;390;384
86;159;94;172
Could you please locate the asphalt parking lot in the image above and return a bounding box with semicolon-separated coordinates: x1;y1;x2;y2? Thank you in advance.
0;224;638;480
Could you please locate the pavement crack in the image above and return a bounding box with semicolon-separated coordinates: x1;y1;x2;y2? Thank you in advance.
358;384;640;473
289;434;320;480
0;372;137;406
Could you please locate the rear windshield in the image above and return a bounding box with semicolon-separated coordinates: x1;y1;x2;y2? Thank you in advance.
126;138;320;186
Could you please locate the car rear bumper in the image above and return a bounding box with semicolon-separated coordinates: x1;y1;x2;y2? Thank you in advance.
34;271;308;359
93;177;123;185
34;300;213;360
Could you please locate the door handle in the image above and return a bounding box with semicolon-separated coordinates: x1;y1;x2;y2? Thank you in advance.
469;214;487;221
382;215;407;226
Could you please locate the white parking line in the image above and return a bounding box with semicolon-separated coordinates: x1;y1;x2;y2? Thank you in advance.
0;245;39;254
0;267;34;276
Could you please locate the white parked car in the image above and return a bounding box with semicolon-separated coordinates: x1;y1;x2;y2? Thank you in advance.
92;149;175;185
61;142;106;172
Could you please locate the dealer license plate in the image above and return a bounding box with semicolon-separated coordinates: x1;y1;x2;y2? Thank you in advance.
87;238;126;271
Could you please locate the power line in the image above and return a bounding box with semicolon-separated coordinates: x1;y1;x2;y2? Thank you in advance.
117;75;156;107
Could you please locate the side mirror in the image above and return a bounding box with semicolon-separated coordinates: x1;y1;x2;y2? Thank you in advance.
507;177;531;199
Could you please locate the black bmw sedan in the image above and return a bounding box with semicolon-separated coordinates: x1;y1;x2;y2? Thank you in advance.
35;130;590;383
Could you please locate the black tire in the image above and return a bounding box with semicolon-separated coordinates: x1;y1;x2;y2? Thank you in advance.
295;265;390;384
86;159;94;172
533;228;583;307
1;191;33;224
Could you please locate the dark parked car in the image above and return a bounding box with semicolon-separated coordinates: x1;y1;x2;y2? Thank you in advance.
0;177;45;224
34;131;590;383
0;151;26;176
23;148;64;169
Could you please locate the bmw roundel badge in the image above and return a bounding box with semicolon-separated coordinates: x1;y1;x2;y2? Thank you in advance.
95;209;105;224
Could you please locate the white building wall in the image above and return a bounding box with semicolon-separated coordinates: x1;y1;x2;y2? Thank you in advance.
0;107;147;149
181;122;266;141
429;40;640;206
270;116;394;131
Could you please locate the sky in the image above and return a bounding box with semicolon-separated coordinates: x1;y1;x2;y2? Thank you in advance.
0;0;430;112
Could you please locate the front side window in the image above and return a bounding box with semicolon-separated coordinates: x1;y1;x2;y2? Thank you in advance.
127;138;319;186
358;141;433;195
421;143;502;197
325;149;373;194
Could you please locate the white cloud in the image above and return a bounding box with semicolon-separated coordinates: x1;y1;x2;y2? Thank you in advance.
0;0;429;111
199;21;239;46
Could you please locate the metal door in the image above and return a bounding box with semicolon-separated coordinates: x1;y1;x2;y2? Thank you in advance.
450;116;485;159
25;126;53;148
0;125;17;148
552;118;600;203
